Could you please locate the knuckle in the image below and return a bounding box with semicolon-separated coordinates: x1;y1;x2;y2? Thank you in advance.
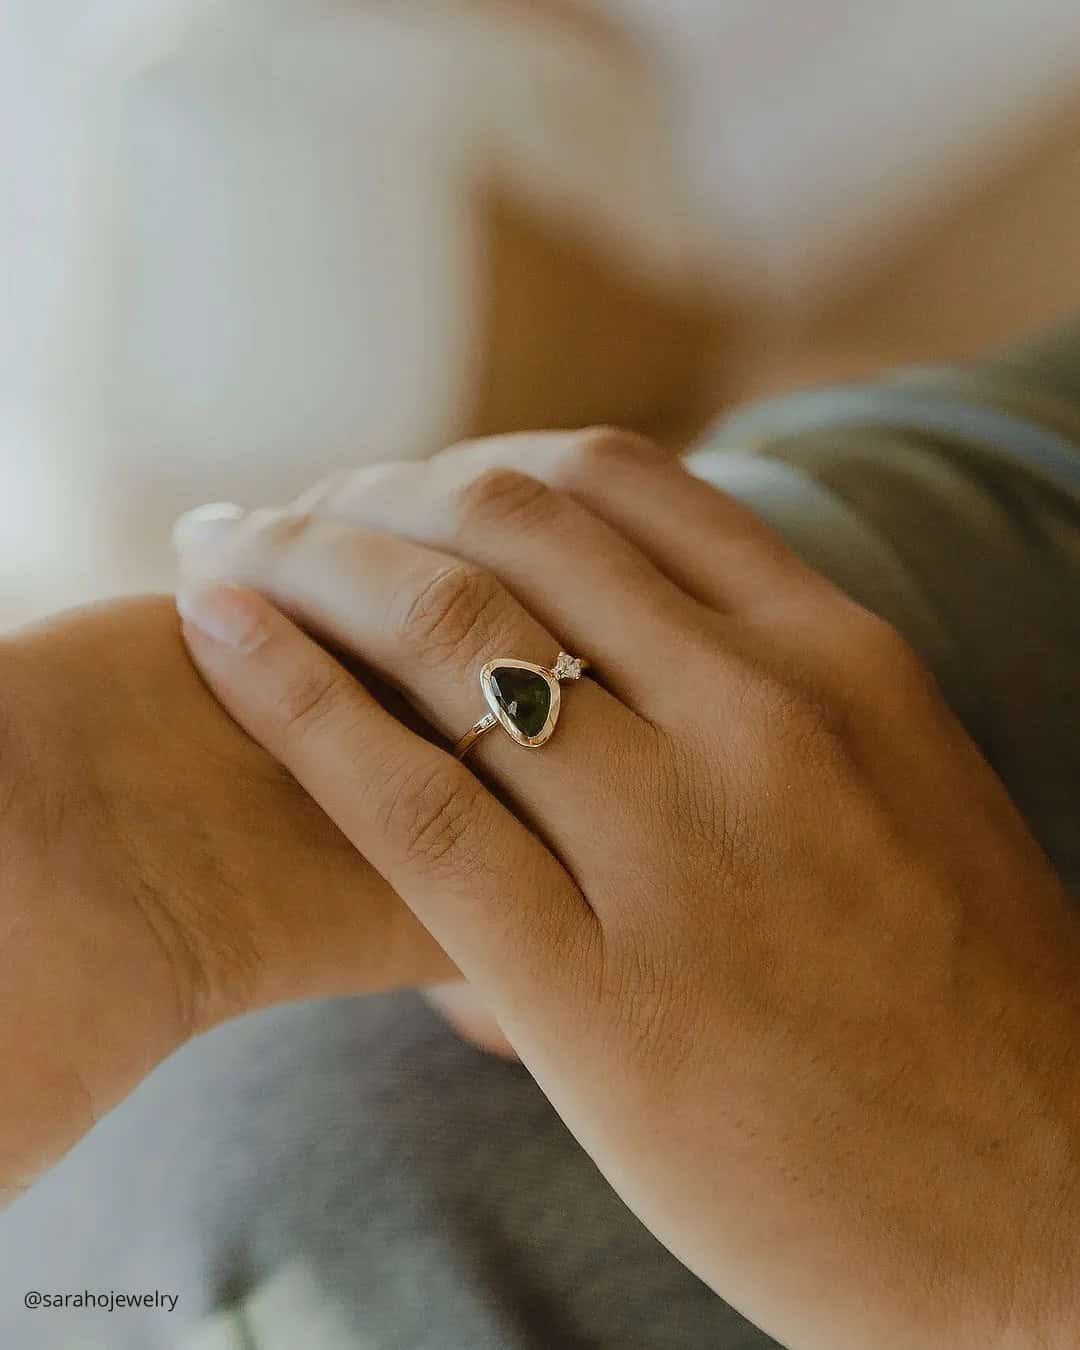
755;671;855;775
552;426;662;490
836;605;945;709
328;460;417;512
248;507;318;555
452;467;557;537
275;663;352;749
383;760;487;878
864;611;936;683
292;467;353;510
396;561;505;669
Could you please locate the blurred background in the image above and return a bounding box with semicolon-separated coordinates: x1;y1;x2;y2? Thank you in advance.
4;0;1080;630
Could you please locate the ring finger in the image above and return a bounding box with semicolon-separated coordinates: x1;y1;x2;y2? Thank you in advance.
173;508;652;882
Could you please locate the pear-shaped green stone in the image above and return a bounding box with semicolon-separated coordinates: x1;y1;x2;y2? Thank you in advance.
490;666;551;738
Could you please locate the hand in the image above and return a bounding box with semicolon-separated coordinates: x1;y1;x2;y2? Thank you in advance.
174;429;1080;1350
0;597;452;1202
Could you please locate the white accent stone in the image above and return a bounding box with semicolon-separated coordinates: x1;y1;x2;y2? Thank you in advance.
553;653;584;681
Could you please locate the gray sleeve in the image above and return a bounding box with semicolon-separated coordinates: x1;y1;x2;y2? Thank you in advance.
684;320;1080;894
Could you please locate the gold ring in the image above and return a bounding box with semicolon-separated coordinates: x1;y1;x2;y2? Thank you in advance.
453;652;588;759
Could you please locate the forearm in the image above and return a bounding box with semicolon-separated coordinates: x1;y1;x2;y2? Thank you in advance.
12;595;452;996
0;637;182;1204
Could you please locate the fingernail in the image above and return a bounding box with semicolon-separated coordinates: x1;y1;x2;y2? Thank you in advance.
172;501;245;552
176;581;267;650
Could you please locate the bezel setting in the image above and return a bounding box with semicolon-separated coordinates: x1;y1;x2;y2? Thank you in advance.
479;658;561;749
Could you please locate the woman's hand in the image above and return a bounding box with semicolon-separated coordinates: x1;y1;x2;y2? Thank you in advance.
174;429;1080;1350
0;597;452;1203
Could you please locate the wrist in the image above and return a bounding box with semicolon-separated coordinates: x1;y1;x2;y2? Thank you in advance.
965;981;1080;1350
1009;1069;1080;1349
0;631;194;1197
7;596;454;1033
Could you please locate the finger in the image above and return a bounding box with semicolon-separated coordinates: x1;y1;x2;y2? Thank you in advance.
291;453;712;713
325;429;835;617
173;509;649;879
175;581;597;1026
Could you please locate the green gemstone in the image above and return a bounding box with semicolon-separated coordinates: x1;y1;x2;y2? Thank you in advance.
490;666;551;738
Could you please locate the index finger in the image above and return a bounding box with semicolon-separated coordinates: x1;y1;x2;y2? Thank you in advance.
176;580;598;1022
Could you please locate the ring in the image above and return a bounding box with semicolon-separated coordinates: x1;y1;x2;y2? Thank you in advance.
453;652;589;759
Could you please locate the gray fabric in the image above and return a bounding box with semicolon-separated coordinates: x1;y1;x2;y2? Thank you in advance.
711;382;1080;502
698;321;1080;894
2;323;1079;1350
0;996;759;1350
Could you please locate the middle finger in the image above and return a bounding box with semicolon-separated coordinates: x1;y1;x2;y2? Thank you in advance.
296;457;712;719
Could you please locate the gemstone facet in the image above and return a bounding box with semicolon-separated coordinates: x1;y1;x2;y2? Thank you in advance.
489;666;552;738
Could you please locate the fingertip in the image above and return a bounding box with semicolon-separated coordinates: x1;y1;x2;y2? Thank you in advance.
172;501;246;554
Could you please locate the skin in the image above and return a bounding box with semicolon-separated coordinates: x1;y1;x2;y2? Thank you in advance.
0;597;452;1204
166;428;1080;1350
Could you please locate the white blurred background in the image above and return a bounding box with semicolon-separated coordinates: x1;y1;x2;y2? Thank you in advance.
4;0;1080;629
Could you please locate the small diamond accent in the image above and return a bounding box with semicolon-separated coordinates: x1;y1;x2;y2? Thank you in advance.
552;652;584;682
